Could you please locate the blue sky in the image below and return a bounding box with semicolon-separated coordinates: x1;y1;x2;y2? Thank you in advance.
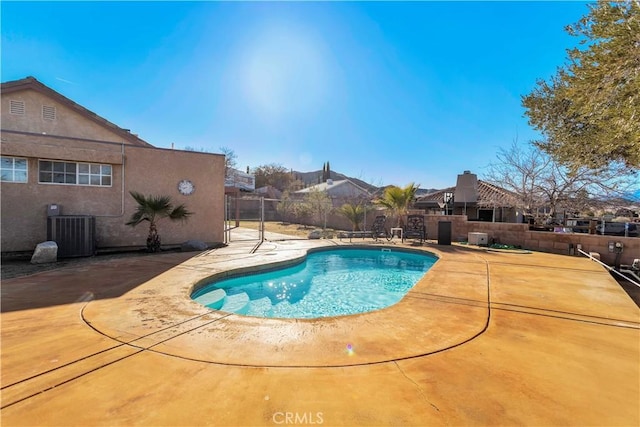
2;1;591;189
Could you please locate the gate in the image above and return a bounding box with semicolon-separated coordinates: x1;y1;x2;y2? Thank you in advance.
224;195;266;244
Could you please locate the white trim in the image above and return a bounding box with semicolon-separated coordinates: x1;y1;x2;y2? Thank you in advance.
38;159;113;187
0;156;28;183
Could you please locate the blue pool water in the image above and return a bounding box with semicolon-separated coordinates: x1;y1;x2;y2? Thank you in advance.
192;248;437;319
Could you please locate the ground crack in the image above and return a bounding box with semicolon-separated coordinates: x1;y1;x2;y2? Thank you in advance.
393;361;441;413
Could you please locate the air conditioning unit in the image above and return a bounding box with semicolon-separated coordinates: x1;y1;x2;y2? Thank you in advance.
47;216;96;257
468;232;488;245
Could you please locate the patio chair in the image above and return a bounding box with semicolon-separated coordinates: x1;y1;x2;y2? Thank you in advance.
403;214;426;244
370;215;390;242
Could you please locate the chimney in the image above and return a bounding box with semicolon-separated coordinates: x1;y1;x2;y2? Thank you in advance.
454;171;478;204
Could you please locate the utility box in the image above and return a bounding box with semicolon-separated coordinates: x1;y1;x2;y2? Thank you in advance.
47;204;61;216
468;232;488;246
438;221;452;245
47;215;96;257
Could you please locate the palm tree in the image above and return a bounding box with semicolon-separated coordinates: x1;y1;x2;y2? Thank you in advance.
126;191;192;252
374;183;419;227
338;202;365;231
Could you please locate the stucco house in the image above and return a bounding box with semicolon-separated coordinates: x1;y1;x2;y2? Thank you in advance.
1;77;225;255
294;178;371;206
225;168;255;192
414;171;523;223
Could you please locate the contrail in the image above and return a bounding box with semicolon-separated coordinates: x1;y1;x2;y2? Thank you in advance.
55;77;76;85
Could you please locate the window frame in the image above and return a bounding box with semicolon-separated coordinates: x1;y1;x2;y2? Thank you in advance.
1;156;28;183
38;159;112;187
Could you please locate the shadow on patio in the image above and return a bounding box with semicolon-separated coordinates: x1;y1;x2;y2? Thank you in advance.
1;252;196;313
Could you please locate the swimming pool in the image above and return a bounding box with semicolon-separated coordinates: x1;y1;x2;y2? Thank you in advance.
191;247;438;319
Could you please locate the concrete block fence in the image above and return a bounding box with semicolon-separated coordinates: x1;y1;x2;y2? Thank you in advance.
424;214;639;266
287;210;638;266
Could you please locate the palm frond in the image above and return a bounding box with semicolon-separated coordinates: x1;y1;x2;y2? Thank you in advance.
146;195;173;214
125;210;150;227
338;203;365;231
169;204;193;221
129;191;147;206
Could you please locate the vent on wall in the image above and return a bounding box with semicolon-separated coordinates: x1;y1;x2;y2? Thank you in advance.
47;216;96;258
10;100;25;115
42;105;57;121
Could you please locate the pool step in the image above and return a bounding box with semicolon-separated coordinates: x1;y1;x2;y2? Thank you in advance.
220;292;250;315
271;300;297;318
246;297;274;317
194;288;227;310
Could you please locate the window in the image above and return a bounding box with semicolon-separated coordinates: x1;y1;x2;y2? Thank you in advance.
10;100;25;115
78;163;112;186
39;160;112;186
1;157;28;183
42;105;57;120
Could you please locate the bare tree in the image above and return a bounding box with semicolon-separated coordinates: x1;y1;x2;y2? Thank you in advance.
485;140;637;223
219;146;237;179
276;190;294;224
252;163;293;191
293;201;312;228
305;188;333;229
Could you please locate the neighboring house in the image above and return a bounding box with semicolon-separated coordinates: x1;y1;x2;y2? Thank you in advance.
225;168;255;192
615;207;639;219
414;171;523;223
255;185;282;199
294;179;371;206
1;76;225;254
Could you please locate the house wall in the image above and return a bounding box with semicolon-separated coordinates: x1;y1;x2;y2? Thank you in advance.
1;137;225;252
103;146;224;248
295;182;369;201
327;183;368;199
1;84;225;253
1;135;125;251
449;205;520;222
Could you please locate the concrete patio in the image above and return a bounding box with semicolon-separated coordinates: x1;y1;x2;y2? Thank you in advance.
1;228;638;426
